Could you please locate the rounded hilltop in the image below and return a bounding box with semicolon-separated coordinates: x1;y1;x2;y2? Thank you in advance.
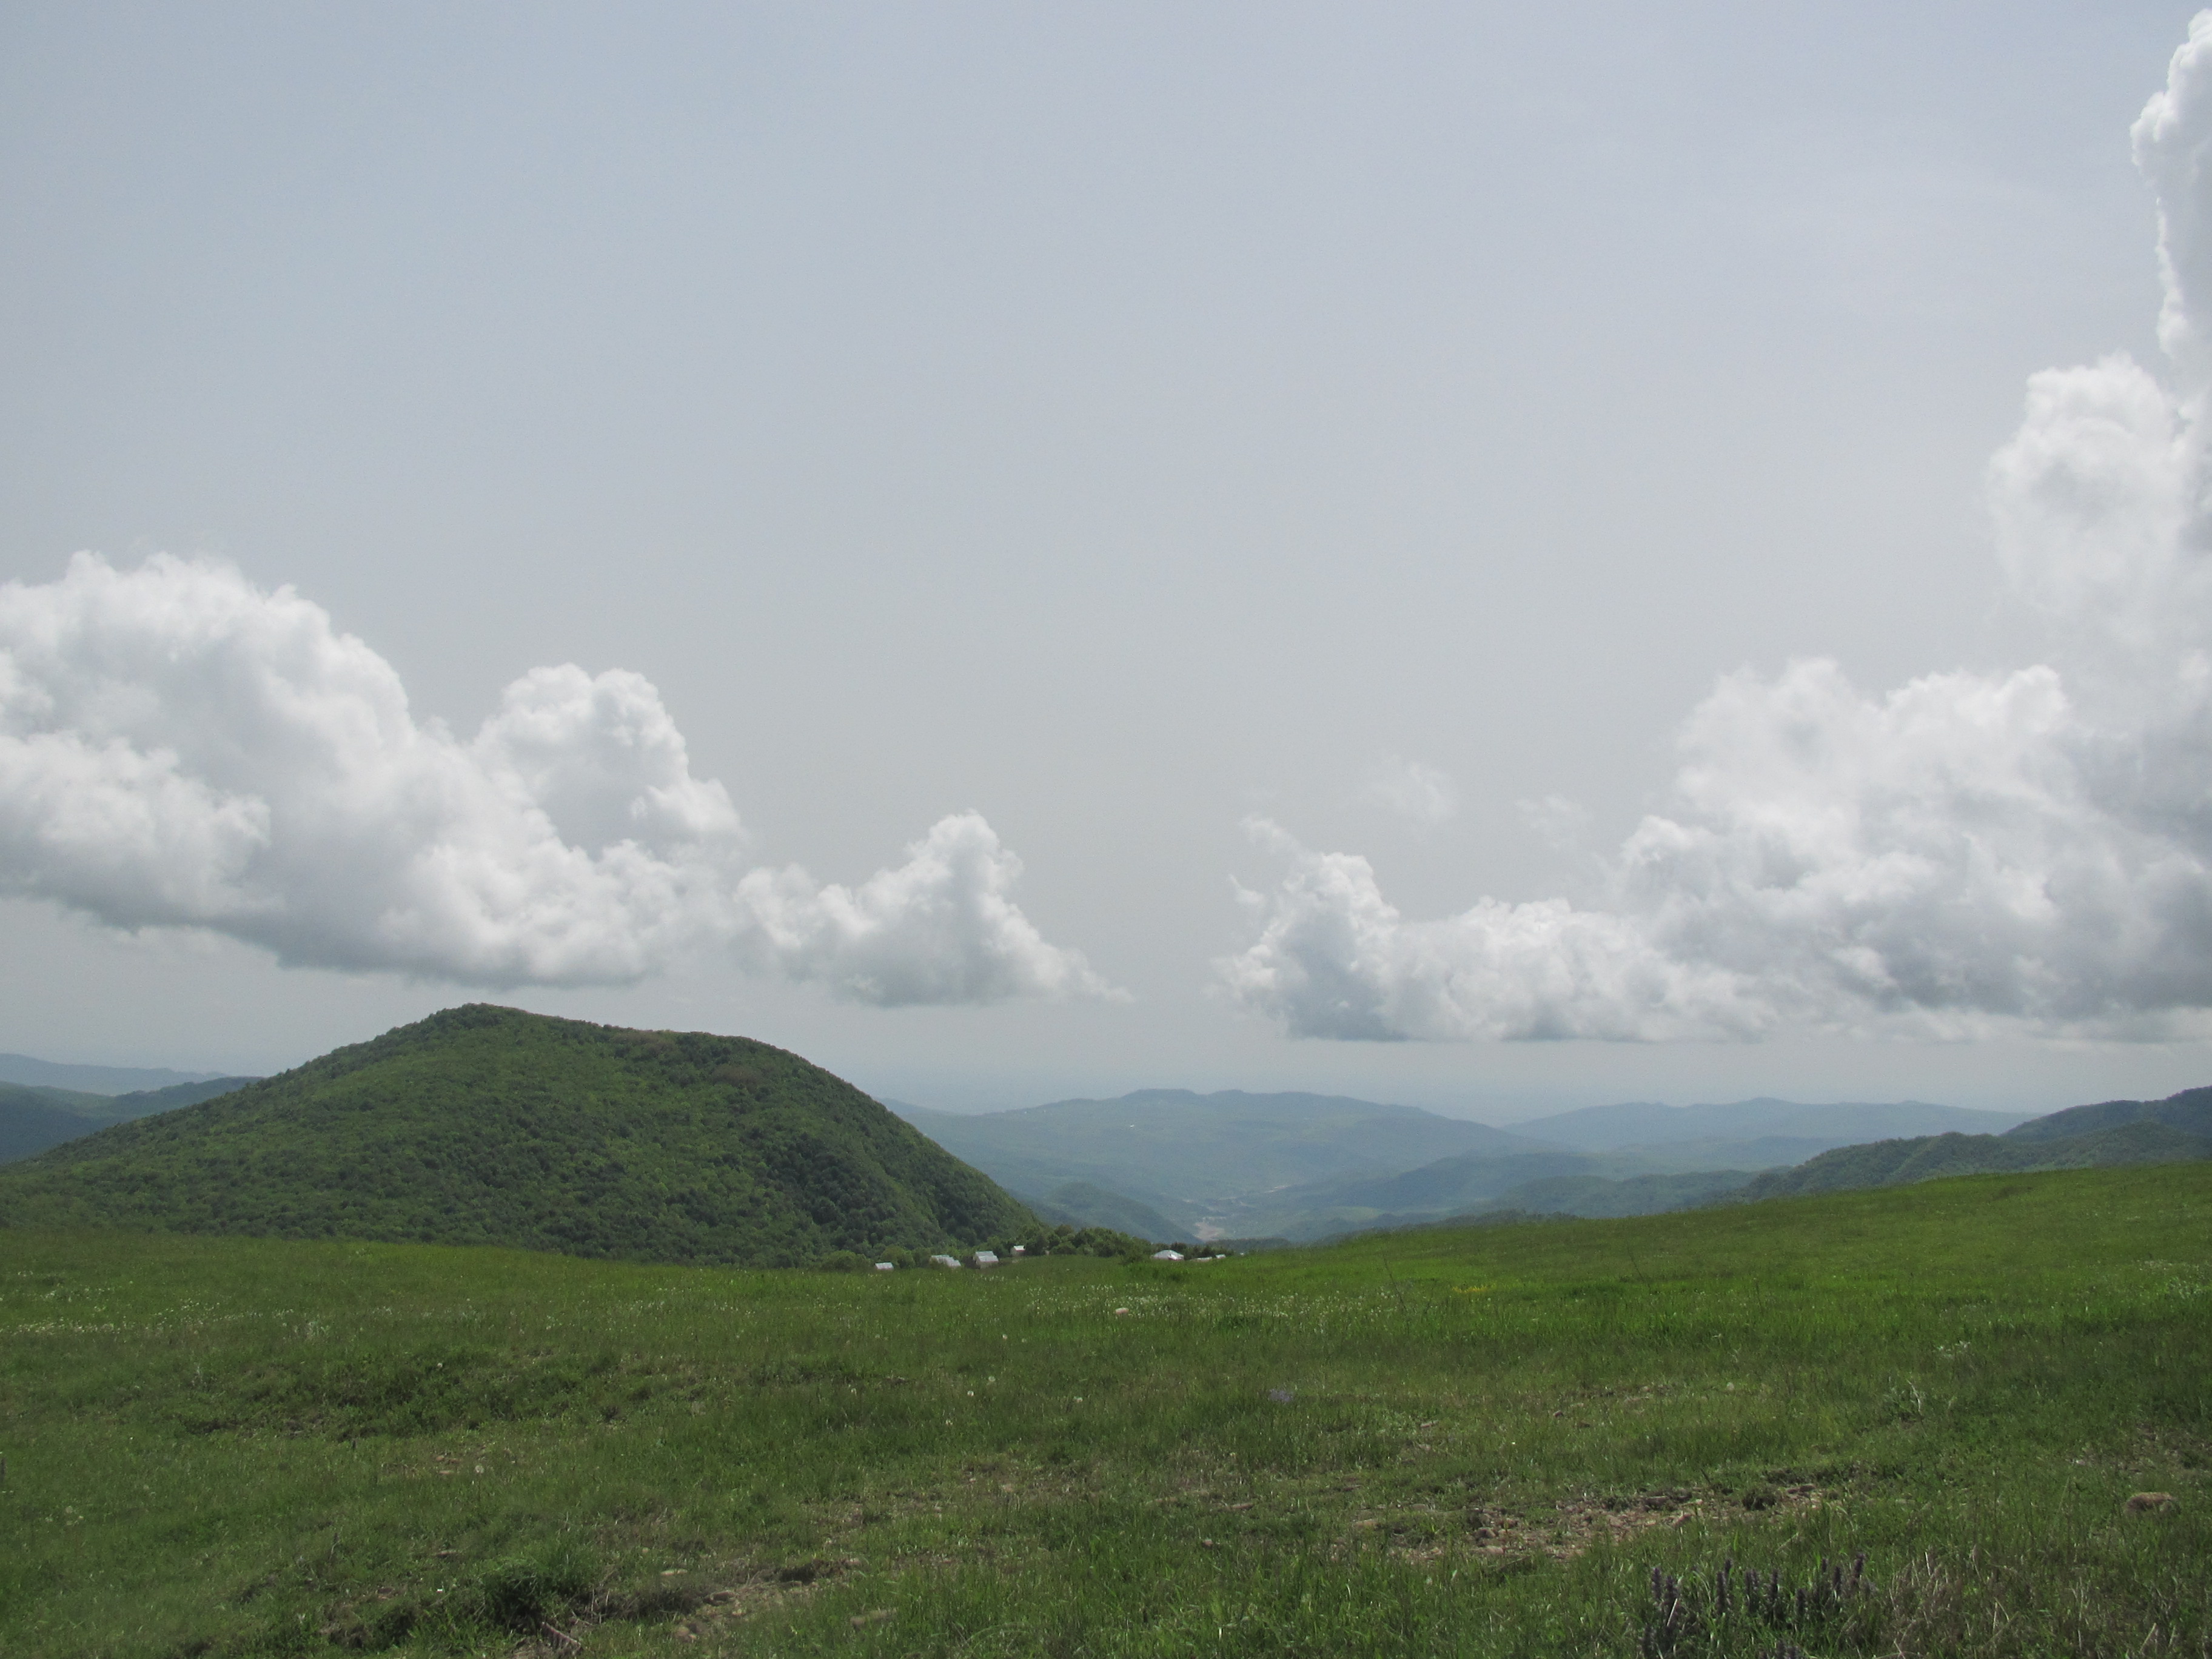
0;1003;1030;1267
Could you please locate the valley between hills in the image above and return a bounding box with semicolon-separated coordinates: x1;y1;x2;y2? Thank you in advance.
0;1007;2205;1658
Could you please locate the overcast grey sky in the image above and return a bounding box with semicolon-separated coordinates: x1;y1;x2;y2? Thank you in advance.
7;2;2212;1119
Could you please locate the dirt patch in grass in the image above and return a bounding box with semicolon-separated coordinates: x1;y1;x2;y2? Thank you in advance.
1452;1482;1828;1564
501;1553;865;1655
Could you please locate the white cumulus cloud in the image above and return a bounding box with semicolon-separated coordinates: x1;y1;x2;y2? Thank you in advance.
1222;15;2212;1044
0;551;1110;1005
732;813;1118;1007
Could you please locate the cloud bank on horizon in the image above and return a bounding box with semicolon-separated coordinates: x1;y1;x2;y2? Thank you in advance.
1224;15;2212;1045
0;553;1110;1006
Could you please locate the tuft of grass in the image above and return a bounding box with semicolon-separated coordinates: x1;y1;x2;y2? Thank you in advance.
0;1161;2205;1656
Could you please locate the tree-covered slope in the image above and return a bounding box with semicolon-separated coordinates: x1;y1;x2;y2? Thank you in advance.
0;1005;1028;1266
1018;1180;1180;1243
0;1076;261;1166
2001;1084;2212;1144
102;1076;261;1118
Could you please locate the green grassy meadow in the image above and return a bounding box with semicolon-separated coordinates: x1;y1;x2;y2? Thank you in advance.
3;1164;2207;1658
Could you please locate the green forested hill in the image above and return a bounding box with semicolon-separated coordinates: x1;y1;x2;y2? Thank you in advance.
0;1005;1028;1265
102;1076;261;1118
2002;1084;2212;1144
1732;1118;2211;1201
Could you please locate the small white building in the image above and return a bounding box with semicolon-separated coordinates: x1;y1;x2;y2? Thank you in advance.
874;1262;896;1272
971;1250;1000;1269
1152;1249;1184;1261
930;1254;964;1269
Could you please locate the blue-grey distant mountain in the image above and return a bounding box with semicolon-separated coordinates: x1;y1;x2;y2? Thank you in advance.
1267;1087;2212;1239
1302;1168;1758;1240
1237;1146;1758;1239
890;1090;1546;1235
1592;1135;1860;1174
1473;1169;1754;1220
1509;1097;2031;1153
1267;1148;1640;1217
0;1085;114;1164
891;1082;2210;1245
0;1053;232;1096
0;1076;257;1164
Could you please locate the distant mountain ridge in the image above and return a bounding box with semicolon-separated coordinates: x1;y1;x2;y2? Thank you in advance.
15;1041;2200;1254
0;1005;1028;1265
0;1077;258;1165
2002;1085;2212;1144
890;1089;2049;1238
1339;1091;2211;1230
890;1089;1547;1235
1734;1088;2212;1202
891;1089;2052;1240
1252;1154;1755;1241
0;1053;232;1096
1508;1096;2032;1152
1261;1148;1647;1222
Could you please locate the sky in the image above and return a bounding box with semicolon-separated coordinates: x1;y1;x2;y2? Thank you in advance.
7;2;2212;1119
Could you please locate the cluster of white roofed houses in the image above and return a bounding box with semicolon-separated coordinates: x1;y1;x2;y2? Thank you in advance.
869;1250;1014;1270
871;1247;1226;1270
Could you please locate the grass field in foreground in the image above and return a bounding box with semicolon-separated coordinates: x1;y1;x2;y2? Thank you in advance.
2;1164;2207;1658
